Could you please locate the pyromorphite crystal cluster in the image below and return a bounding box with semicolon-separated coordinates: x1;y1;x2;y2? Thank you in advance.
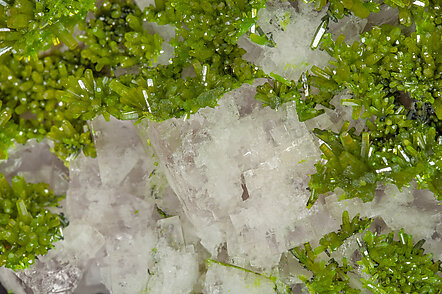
0;51;96;162
359;229;442;293
257;1;442;206
290;211;372;293
106;0;267;121
308;0;421;22
3;0;269;162
298;0;428;51
0;0;163;161
0;0;95;58
290;211;442;293
77;0;163;71
0;173;66;270
307;2;442;205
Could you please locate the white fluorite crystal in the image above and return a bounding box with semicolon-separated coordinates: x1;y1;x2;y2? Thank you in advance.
100;229;157;294
2;116;161;293
147;217;200;294
147;242;199;294
143;83;340;271
240;1;330;81
325;184;442;242
91;116;151;190
0;139;69;195
204;262;276;294
14;221;104;294
67;117;159;293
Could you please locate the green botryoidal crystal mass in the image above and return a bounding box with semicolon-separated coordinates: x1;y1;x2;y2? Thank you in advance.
0;173;67;270
0;0;95;58
77;0;163;72
106;0;267;122
0;51;96;162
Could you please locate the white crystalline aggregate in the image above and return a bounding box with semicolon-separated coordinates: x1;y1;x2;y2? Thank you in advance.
144;83;340;270
203;262;276;294
240;1;330;81
100;230;156;294
157;216;185;248
147;243;200;294
325;184;442;243
17;259;83;294
92;116;150;189
147;217;199;294
7;117;160;294
0;139;69;195
57;221;106;263
66;118;160;293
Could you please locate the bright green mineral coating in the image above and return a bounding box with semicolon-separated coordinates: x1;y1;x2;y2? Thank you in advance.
305;0;436;51
106;0;267;122
358;229;442;293
0;0;95;58
77;0;163;72
290;211;442;293
308;2;442;205
0;173;67;270
1;0;269;160
290;211;372;293
65;0;267;122
0;51;96;163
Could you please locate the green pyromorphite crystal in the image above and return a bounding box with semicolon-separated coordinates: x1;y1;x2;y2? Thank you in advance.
307;2;442;205
290;211;442;293
106;0;267;121
0;173;67;270
77;0;163;72
62;0;268;122
290;211;372;293
305;0;435;50
0;0;95;58
0;51;96;163
2;0;270;161
358;229;442;293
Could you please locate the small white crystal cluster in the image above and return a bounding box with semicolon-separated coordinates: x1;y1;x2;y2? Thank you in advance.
0;1;441;293
240;1;331;81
